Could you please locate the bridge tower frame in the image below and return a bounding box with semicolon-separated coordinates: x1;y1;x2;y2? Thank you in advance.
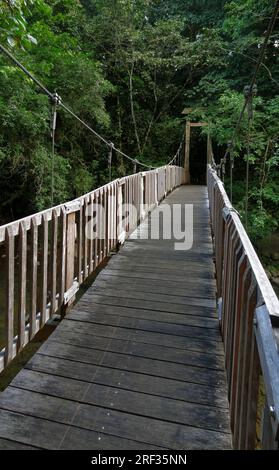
183;119;213;184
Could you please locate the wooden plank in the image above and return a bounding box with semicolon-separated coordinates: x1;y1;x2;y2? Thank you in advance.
60;317;224;354
120;244;213;259
63;311;221;342
68;302;219;329
93;275;215;298
107;259;215;278
0;389;231;450
0;438;39;450
97;268;215;288
79;292;215;314
38;340;226;387
50;325;224;370
96;265;214;282
21;360;229;408
0;409;154;450
8;375;230;434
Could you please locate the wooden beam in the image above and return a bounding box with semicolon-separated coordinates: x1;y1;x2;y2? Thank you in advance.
184;121;191;184
190;122;207;127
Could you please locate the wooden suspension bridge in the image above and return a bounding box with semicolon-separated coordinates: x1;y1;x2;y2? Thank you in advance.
0;147;278;450
1;0;279;451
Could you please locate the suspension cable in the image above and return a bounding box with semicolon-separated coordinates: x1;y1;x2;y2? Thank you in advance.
0;43;155;170
167;136;184;166
0;43;53;99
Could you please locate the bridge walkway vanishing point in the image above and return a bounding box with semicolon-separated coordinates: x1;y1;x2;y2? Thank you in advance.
0;185;232;450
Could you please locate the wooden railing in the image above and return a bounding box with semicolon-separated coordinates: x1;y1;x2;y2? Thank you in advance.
0;165;184;372
207;164;279;450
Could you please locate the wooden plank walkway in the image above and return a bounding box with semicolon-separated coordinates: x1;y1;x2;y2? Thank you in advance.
0;186;232;450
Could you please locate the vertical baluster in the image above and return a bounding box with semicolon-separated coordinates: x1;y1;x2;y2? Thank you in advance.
222;219;234;349
131;176;135;226
232;266;251;446
30;218;38;339
230;253;248;415
220;219;230;335
147;174;150;209
95;191;100;267
113;182;117;246
40;213;48;325
105;186;111;256
77;204;83;284
127;178;130;232
50;210;58;316
107;185;111;254
155;170;158;204
98;189;102;264
224;226;236;362
18;222;27;352
245;337;260;449
227;241;243;387
133;176;136;223
127;178;131;232
65;212;76;296
237;279;257;448
102;186;108;255
89;193;94;273
5;226;15;365
59;207;66;308
83;196;89;280
102;188;106;257
110;184;114;249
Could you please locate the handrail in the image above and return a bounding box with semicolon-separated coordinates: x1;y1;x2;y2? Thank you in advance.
207;164;279;450
0;165;184;372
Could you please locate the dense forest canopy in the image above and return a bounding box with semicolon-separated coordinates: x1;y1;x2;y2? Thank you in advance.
0;0;278;242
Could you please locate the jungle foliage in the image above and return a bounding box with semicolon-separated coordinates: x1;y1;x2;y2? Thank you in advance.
0;0;278;240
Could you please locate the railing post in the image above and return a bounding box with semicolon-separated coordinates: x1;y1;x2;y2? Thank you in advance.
154;171;158;206
50;210;58;316
207;134;213;164
18;221;27;352
117;179;126;244
63;201;80;310
140;173;145;220
30;218;38;339
5;226;15;366
66;212;76;295
40;213;48;325
133;159;139;174
184;121;191;184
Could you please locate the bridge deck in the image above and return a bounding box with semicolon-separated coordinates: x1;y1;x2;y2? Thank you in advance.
0;186;232;450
